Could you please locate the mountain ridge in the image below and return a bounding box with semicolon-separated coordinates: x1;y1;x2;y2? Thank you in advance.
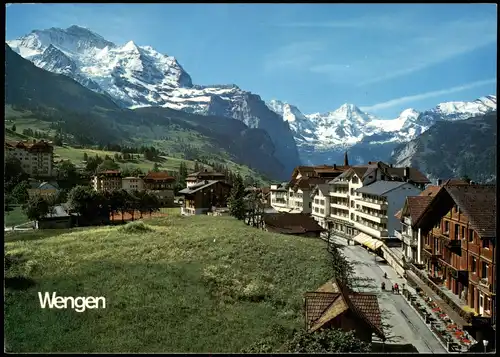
7;25;300;174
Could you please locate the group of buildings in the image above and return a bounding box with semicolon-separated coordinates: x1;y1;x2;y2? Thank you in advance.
268;152;496;348
5;139;54;177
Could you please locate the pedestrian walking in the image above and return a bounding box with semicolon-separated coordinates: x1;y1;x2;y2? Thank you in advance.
395;283;399;294
391;285;395;294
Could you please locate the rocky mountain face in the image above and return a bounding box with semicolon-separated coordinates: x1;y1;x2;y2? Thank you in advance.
7;25;300;174
390;111;497;184
266;96;497;165
5;44;286;180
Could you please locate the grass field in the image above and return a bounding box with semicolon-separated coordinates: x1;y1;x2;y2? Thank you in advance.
5;213;332;353
5;205;29;227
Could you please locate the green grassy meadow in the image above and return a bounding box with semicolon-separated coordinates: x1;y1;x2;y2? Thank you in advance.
5;205;29;227
5;212;332;353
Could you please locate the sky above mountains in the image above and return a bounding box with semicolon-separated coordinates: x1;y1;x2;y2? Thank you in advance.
6;3;497;118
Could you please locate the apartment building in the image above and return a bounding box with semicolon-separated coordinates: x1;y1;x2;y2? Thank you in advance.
396;180;468;265
417;184;496;323
92;170;122;192
122;176;145;191
310;184;330;228
270;155;350;213
325;162;430;240
269;182;289;212
143;171;176;206
5;140;54;177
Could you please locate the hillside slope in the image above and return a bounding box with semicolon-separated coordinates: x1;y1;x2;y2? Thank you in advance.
5;44;286;180
390;112;497;183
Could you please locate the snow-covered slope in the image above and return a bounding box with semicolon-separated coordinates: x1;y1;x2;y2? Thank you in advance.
266;96;496;164
7;25;300;174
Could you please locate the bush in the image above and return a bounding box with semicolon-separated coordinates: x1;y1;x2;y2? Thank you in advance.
117;221;154;234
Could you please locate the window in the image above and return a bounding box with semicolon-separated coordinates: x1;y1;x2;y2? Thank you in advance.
468;229;474;243
461;226;466;240
350;188;354;195
444;221;449;234
486;297;491;313
482;239;490;249
320;199;325;206
350;201;355;208
352;176;359;184
482;262;488;279
308;202;311;208
471;257;477;273
351;213;354;220
454;224;459;239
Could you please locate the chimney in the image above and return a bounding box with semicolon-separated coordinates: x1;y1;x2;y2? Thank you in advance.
333;164;337;170
344;151;349;166
390;164;393;168
204;169;208;173
437;179;442;186
404;167;410;181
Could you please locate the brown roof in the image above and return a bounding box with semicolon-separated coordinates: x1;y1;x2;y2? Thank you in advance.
383;167;430;184
6;140;53;152
304;279;385;340
143;171;175;181
442;178;471;186
187;170;225;178
263;213;325;234
99;170;121;175
444;185;496;238
420;185;441;196
405;196;434;223
289;176;329;191
350;166;370;179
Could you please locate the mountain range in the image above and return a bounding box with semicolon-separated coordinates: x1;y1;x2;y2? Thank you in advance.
6;25;498;181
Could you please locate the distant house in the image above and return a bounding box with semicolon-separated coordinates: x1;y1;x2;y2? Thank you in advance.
186;170;226;187
36;205;76;229
122;176;144;192
262;212;325;237
304;278;386;343
27;181;60;198
143;171;176;206
5;139;54;177
179;180;232;215
92;170;122;192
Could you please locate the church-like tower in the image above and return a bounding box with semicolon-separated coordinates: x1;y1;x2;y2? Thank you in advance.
344;151;349;166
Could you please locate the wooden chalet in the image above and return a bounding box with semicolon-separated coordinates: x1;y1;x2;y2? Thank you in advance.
304;278;385;343
143;171;175;206
178;180;232;216
186;169;226;187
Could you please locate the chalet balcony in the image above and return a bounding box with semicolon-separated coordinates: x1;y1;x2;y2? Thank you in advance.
479;278;493;293
330;212;349;221
330;202;349;210
330;190;348;198
331;180;349;185
356;197;388;211
353;221;388;239
354;209;387;224
402;232;418;247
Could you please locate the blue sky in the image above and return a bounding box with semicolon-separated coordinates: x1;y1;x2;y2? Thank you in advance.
6;3;497;118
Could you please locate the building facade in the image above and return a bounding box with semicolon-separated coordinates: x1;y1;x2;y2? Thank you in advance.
143;171;175;206
5;140;54;177
92;170;122;192
122;177;144;192
186;170;226;187
418;185;496;323
179;180;232;215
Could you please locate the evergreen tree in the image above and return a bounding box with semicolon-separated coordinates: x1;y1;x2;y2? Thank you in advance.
83;152;88;161
228;175;246;220
152;163;160;172
11;124;16;132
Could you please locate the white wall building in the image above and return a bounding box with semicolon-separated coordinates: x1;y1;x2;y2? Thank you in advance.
354;181;422;239
270;182;290;212
310;184;330;228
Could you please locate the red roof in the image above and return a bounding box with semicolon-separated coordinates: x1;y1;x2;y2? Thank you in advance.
144;171;175;181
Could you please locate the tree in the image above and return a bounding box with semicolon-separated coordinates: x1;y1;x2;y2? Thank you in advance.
126;190;140;221
280;329;371;353
152;163;160;172
5;192;14;214
244;191;265;228
23;195;50;222
67;185;94;217
327;240;356;289
145;192;161;218
57;160;79;189
97;159;120;173
228;175;246;220
85;155;104;173
11;124;16;132
83;152;88;161
5;155;28;192
11;181;30;205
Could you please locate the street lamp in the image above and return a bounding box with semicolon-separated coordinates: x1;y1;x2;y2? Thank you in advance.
483;340;488;353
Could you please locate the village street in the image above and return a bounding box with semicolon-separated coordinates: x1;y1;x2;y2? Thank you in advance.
330;235;447;354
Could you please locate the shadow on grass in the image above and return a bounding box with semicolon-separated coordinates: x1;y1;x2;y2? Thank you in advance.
5;276;36;290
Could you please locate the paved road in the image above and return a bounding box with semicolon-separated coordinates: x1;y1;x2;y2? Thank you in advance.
331;235;447;354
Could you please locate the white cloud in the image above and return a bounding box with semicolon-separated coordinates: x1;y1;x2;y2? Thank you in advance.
267;15;497;85
360;79;496;112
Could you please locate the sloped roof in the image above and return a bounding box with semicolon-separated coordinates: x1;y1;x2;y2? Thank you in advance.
444;185;496;238
144;171;175;181
304;278;385;340
178;180;230;195
263;213;325;234
420;185;441;196
356;181;407;196
405;196;434;223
